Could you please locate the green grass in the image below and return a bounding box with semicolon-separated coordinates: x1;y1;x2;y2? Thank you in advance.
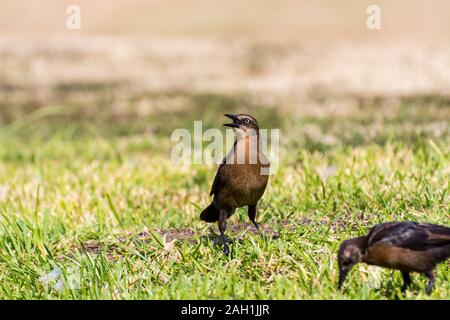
0;95;449;300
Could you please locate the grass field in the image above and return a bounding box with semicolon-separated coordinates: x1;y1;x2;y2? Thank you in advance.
0;34;449;299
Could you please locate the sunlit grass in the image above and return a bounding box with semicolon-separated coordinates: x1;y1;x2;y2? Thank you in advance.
0;36;449;299
0;99;448;299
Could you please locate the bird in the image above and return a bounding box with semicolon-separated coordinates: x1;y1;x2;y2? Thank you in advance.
200;114;270;255
337;221;450;294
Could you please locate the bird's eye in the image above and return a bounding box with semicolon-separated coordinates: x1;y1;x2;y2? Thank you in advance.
244;119;250;124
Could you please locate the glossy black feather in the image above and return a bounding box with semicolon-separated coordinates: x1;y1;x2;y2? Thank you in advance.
367;222;450;251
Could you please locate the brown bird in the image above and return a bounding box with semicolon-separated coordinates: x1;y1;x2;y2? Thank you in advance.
338;222;450;294
200;114;270;255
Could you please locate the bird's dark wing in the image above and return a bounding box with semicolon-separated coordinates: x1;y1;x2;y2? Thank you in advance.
416;223;450;246
367;222;450;250
210;158;225;196
366;222;402;245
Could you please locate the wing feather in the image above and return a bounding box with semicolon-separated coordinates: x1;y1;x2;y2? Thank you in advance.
210;159;225;196
367;222;450;250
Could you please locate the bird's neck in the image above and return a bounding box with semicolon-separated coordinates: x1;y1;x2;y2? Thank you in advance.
228;133;265;165
234;132;260;146
353;236;369;261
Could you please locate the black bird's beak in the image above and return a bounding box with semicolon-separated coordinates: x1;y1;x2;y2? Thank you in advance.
338;268;349;290
223;114;240;128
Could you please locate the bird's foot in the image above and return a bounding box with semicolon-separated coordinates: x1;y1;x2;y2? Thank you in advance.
425;271;434;295
425;285;433;295
252;221;265;236
223;244;230;256
220;233;230;256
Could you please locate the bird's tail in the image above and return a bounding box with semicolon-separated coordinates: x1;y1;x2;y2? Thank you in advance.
200;203;219;222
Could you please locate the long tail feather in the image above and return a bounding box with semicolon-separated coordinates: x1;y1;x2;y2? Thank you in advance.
200;203;219;222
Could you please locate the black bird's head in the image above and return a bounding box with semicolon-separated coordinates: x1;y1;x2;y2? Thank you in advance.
223;114;259;138
337;237;365;289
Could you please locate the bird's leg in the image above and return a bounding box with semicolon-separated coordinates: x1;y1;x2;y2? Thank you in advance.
218;209;229;255
401;271;411;293
247;205;260;231
425;270;435;295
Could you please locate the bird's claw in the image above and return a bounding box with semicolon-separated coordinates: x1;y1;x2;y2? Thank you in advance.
223;244;230;256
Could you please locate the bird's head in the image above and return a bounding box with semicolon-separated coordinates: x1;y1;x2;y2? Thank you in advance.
337;237;365;289
223;114;259;138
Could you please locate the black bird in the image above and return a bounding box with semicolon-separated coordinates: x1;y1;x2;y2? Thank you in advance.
200;114;270;255
338;221;450;294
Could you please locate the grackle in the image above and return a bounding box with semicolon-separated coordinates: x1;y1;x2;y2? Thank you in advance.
200;114;270;255
338;221;450;294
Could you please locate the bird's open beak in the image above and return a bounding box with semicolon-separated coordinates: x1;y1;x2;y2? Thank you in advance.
338;268;349;290
223;114;240;128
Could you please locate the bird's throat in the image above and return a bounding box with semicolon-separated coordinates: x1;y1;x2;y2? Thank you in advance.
228;134;263;165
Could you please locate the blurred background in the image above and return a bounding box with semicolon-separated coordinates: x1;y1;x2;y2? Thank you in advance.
0;0;449;150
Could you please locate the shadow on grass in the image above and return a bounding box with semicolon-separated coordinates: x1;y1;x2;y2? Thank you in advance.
76;222;288;259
